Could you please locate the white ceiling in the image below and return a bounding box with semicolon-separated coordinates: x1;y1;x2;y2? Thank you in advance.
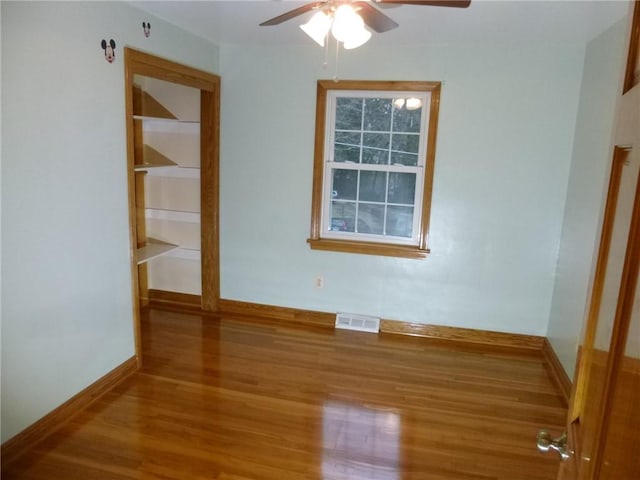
130;0;629;48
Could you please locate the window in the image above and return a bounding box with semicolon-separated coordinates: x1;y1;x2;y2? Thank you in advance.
308;80;440;258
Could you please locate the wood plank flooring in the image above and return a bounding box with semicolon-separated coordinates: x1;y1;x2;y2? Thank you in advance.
3;308;567;479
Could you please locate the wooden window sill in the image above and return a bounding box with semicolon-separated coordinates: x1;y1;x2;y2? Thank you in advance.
307;238;430;259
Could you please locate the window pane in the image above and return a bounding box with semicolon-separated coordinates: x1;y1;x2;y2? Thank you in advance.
388;172;416;205
390;151;419;166
334;144;360;163
358;204;384;235
359;171;387;202
362;148;388;165
363;98;392;132
362;132;390;165
362;132;390;150
332;169;358;200
335;131;360;146
336;98;363;130
331;201;355;232
393;101;422;133
391;133;419;154
386;206;414;237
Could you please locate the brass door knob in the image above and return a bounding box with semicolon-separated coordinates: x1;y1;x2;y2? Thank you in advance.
537;430;571;461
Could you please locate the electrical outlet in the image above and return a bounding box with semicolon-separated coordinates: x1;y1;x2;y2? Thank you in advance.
315;276;324;289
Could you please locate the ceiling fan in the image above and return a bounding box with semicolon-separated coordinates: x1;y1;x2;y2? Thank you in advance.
260;0;471;48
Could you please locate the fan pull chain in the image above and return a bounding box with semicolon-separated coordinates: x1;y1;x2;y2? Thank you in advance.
322;32;329;69
333;38;340;82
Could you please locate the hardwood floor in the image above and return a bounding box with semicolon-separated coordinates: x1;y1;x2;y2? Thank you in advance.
3;308;566;479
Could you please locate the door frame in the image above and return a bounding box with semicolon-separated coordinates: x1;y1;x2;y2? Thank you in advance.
124;48;221;364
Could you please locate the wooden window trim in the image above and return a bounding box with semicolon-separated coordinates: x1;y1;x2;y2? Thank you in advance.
308;80;440;258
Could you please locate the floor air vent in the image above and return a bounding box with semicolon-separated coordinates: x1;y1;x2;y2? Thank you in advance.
335;312;380;333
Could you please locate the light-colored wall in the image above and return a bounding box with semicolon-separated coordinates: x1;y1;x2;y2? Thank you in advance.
546;19;627;379
219;41;585;335
1;1;219;443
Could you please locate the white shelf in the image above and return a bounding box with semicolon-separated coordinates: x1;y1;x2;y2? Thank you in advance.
134;163;174;173
133;115;200;125
165;247;201;261
146;208;200;223
137;238;179;265
143;166;200;179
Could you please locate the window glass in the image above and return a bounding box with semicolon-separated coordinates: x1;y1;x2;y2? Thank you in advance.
359;171;387;203
388;173;416;205
392;100;422;132
334;143;360;163
391;134;419;154
331;169;357;200
336;98;362;130
386;206;414;238
330;201;356;232
363;133;390;150
363;98;392;132
358;204;385;235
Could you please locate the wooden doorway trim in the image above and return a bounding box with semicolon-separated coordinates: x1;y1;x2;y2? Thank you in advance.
124;48;220;363
590;146;640;478
568;147;628;425
623;1;639;93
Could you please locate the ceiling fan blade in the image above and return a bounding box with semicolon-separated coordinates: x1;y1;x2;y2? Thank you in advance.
259;2;326;26
352;2;399;33
376;0;471;7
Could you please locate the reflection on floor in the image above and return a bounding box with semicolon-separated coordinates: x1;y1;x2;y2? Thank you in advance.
323;402;400;480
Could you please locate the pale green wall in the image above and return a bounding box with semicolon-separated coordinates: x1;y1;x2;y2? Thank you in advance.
547;19;628;379
1;1;219;442
219;41;585;335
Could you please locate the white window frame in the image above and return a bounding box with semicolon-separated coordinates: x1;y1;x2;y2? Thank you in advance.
321;90;430;246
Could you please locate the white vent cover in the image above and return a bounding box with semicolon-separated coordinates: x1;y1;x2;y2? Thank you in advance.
335;312;380;333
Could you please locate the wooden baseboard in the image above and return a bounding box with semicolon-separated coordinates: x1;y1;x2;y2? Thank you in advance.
380;320;544;350
217;299;544;350
1;356;138;467
217;299;335;327
542;338;572;405
148;289;202;311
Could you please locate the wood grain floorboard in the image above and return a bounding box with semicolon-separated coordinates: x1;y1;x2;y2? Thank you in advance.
3;309;566;479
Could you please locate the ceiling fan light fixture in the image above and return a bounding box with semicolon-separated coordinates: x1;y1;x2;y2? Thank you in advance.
331;4;364;43
343;27;372;49
300;10;332;46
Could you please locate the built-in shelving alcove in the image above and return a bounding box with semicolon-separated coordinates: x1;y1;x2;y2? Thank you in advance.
124;48;220;361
